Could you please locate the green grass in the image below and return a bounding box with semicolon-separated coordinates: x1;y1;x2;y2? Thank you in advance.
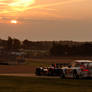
0;76;92;92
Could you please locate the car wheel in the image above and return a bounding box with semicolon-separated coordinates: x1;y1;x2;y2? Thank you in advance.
73;69;79;79
60;74;65;79
60;70;65;79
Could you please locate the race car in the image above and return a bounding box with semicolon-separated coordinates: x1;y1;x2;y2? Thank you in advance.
35;64;65;76
60;60;92;79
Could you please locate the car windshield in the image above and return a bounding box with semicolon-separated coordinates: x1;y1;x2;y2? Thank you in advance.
72;62;81;67
72;62;88;67
72;62;92;68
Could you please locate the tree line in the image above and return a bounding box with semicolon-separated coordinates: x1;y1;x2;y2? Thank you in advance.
0;37;92;57
50;42;92;57
0;37;52;51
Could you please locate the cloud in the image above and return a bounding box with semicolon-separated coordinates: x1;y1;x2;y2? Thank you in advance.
0;0;89;23
27;0;84;10
0;0;35;14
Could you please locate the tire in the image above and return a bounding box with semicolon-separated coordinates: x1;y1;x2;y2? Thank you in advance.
35;68;42;76
60;74;65;79
48;68;54;76
73;69;79;79
60;70;65;79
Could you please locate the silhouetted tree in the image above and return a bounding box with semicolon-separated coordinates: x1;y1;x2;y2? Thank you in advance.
12;38;21;50
7;36;13;50
22;39;32;49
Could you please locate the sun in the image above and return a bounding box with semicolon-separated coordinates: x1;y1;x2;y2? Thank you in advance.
10;20;18;24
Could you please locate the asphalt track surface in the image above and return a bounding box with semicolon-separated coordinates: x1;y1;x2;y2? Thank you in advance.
0;74;60;78
0;74;92;80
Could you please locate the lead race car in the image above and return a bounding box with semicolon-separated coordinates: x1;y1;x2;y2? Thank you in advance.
60;60;92;79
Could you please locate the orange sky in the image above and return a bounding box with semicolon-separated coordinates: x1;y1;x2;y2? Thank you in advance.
0;0;92;41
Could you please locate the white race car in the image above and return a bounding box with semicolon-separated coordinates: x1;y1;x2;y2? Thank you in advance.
60;60;92;79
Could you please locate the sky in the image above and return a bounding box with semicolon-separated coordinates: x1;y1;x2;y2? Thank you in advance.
0;0;92;41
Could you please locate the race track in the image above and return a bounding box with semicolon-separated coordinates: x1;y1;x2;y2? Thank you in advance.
0;73;60;78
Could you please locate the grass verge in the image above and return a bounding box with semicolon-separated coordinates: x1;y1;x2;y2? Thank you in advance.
0;76;92;92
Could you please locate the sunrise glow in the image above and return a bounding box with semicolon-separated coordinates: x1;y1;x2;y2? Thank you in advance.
9;0;35;7
10;20;18;24
0;0;92;41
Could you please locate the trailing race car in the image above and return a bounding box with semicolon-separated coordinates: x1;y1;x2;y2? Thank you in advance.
60;60;92;79
35;64;68;76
